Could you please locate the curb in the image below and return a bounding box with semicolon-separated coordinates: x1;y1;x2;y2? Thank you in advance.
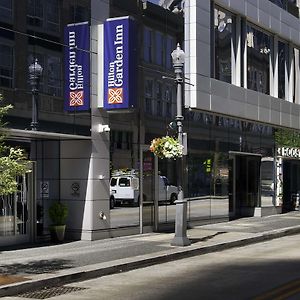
1;225;300;297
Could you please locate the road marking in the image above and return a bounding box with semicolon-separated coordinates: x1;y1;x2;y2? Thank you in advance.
254;278;300;300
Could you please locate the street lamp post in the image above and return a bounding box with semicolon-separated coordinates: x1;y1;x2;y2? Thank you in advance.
171;44;191;246
29;59;43;131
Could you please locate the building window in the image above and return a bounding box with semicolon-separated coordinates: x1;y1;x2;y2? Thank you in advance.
145;78;153;114
69;5;90;23
165;85;173;117
0;44;13;88
278;41;289;100
156;81;163;116
269;0;299;18
47;55;62;97
294;47;300;103
111;130;133;150
28;51;62;97
125;132;133;150
247;25;271;95
27;0;60;34
116;131;123;149
144;27;153;63
155;32;164;66
166;35;175;70
0;0;12;23
214;7;235;83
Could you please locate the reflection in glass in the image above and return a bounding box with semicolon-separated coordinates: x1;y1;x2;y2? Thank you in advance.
261;157;276;207
0;44;13;88
155;32;164;66
269;0;299;18
0;175;28;237
0;0;12;23
156;81;162;116
166;35;174;69
278;41;288;99
247;25;271;94
214;7;235;83
143;27;153;63
145;78;153;114
157;159;177;225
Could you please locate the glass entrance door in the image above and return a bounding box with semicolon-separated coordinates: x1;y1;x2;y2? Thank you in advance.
0;163;35;246
229;153;261;218
139;146;157;233
282;160;300;212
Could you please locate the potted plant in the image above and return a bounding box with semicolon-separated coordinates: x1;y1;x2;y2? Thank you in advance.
48;201;68;242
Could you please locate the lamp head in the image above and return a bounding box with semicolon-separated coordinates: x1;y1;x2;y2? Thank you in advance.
29;58;43;78
171;43;185;67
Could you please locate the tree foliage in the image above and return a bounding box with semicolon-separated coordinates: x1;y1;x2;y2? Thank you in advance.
0;95;29;195
275;128;300;148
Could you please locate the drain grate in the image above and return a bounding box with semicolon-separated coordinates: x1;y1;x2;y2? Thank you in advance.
17;285;87;299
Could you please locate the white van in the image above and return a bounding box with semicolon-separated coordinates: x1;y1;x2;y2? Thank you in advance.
109;174;177;208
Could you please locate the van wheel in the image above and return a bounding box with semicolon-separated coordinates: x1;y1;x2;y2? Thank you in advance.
110;196;115;209
170;194;177;205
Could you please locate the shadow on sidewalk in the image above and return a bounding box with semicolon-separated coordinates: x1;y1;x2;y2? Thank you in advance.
0;240;74;253
0;259;74;275
189;231;227;244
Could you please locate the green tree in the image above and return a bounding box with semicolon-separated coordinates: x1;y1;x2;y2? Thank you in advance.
275;128;300;148
0;96;29;195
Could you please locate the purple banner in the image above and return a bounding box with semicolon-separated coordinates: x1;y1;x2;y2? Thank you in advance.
64;22;90;111
104;17;137;110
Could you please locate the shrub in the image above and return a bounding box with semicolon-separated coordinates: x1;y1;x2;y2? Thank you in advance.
48;201;68;225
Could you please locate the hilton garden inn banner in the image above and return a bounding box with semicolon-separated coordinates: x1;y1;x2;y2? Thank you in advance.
64;22;90;111
103;17;137;110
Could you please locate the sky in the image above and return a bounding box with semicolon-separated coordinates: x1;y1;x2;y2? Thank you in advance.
148;0;160;4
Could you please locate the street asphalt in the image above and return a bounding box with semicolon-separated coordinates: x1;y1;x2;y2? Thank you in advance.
1;211;300;297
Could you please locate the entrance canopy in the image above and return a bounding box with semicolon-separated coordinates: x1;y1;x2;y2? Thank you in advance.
3;128;91;141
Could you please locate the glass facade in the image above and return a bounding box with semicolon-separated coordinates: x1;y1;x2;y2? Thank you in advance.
144;27;153;63
144;78;176;117
247;25;271;94
0;175;30;237
109;106;283;228
0;1;91;135
214;7;235;83
278;41;289;99
0;44;13;88
0;0;12;23
144;27;175;69
212;4;299;103
269;0;299;18
185;111;274;220
27;0;60;34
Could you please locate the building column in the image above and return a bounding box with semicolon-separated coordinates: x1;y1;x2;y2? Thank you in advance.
61;0;111;241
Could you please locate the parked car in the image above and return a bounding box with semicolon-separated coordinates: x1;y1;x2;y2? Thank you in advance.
109;174;177;208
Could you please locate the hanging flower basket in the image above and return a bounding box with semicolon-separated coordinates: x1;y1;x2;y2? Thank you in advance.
150;136;183;160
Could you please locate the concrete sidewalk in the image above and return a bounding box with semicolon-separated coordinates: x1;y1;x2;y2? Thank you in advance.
1;211;300;297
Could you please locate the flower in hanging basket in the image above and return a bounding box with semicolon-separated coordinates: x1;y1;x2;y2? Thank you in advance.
150;136;183;159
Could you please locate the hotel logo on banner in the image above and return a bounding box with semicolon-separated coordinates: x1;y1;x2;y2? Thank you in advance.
108;88;123;104
64;22;90;111
104;17;137;110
